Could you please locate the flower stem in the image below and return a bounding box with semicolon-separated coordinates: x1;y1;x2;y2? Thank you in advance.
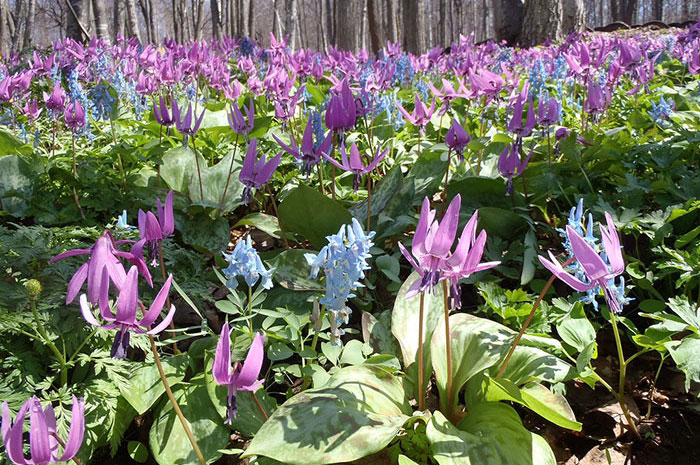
52;433;85;465
149;334;207;465
646;353;667;419
31;297;68;387
266;184;290;249
158;242;179;355
496;256;575;378
608;310;642;440
219;133;240;214
442;280;453;417
310;305;326;353
191;136;204;201
251;391;269;420
71;132;85;219
417;292;425;411
440;148;452;216
366;175;372;232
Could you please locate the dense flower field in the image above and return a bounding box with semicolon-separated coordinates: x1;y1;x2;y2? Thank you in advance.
1;22;700;465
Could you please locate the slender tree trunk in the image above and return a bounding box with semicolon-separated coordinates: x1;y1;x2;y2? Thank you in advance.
284;0;298;49
66;0;85;42
324;0;334;45
562;0;584;35
334;0;362;50
0;0;8;56
651;0;663;21
519;0;563;47
125;0;140;41
249;0;255;37
22;0;35;49
403;0;426;54
494;0;524;44
367;0;381;54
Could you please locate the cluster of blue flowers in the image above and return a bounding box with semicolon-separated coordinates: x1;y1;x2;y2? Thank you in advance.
222;236;274;291
557;199;633;312
89;82;116;121
67;68;94;138
306;219;375;345
528;59;548;99
649;95;674;124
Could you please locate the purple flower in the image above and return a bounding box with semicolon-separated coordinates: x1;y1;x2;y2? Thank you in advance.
134;190;175;266
212;323;265;424
51;230;152;305
153;95;176;127
583;82;610;116
537;95;560;126
273;119;332;178
64;101;85;130
507;95;536;138
228;97;255;136
323;142;387;191
239;138;282;204
498;143;532;196
538;212;625;313
43;84;66;113
79;266;176;358
1;396;85;465
325;78;357;134
172;100;205;146
396;93;436;130
445;118;470;160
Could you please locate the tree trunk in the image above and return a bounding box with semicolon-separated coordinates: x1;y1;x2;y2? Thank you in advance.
403;0;426;54
519;0;563;47
610;0;637;25
284;0;298;49
493;0;523;44
125;0;140;41
91;0;108;41
324;0;334;45
211;0;222;39
651;0;663;21
561;0;584;36
334;0;362;51
0;0;8;56
367;0;381;54
22;0;35;49
66;0;85;42
248;0;255;38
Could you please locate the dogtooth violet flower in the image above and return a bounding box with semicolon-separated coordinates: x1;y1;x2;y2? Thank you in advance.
63;100;85;130
273;118;332;178
498;143;532;196
133;190;175;266
239;138;282;204
1;396;85;465
51;230;151;305
322;142;387;191
221;236;274;291
43;83;66;113
325;78;356;135
212;323;265;424
172;100;205;147
153;95;176;128
80;266;176;359
396;93;436;130
445;118;470;161
539;211;627;313
306;218;374;345
398;195;499;303
228;97;255;136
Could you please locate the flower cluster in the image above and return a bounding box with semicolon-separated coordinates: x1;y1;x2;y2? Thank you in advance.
222;236;274;291
306;218;374;344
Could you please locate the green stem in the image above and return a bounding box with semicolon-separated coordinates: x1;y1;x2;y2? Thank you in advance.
609;311;642;440
149;334;207;465
219;133;240;215
247;285;254;333
191;136;204;201
159;242;179;355
442;280;453;419
310;306;327;353
646;354;667;419
31;298;67;386
67;327;99;364
417;292;425;411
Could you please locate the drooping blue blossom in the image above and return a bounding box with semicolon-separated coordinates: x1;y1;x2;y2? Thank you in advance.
649;96;674;124
305;219;375;344
528;59;548;99
89;81;116;121
116;210;136;230
222;236;274;291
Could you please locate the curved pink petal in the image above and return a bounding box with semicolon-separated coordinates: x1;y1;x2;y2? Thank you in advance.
79;294;103;327
66;262;89;305
5;400;30;465
236;332;265;388
600;212;624;275
29;398;51;464
413;197;435;252
115;267;139;325
567;226;608;281
212;322;234;386
145;304;176;335
538;251;595;292
430;195;461;257
138;274;173;328
50;248;90;263
57;397;84;463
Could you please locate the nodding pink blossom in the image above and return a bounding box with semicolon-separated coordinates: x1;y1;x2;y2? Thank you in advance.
227;97;255;136
396;93;436;130
212;323;265;424
43;84;66;113
537;95;560;126
538;212;625;313
427;78;465;115
322;142;387;191
79;266;175;358
498;143;532;196
64;101;85;129
468;69;504;98
134;190;175;266
1;396;85;465
398;195;498;305
22;98;42;121
239;138;282;204
172;100;205;146
153;95;176;127
583;82;610;116
51;230;152;305
445;118;470;160
325;78;357;134
507;92;536;138
273;119;332;178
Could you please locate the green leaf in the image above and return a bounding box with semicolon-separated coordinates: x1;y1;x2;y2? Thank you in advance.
398;455;421;465
180;213;230;254
446;176;522;210
340;339;368;365
268;342;294;361
0;129;31;155
557;303;597;353
234;213;282;238
478;207;528;239
426;404;556;465
351;165;404;223
481;377;582;431
391;272;445;400
0;154;35;217
149;382;230;465
242;366;410;464
520;229;538;285
666;334;700;392
376;254;401;282
492;345;575;386
278;184;353;248
431;314;512;412
576;342;596;373
160;146;201;193
265;249;324;291
667;296;700;331
128;441;149;463
187;151;244;212
119;355;188;415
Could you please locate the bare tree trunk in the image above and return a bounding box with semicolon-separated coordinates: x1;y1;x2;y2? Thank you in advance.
92;0;109;41
249;0;255;37
334;0;362;50
272;0;281;39
125;0;140;41
22;0;35;49
66;0;85;41
367;0;381;54
403;0;426;54
519;0;563;47
610;0;637;25
324;0;334;44
318;0;327;49
0;0;8;56
284;0;298;49
193;0;204;40
493;0;523;44
211;0;222;39
562;0;584;35
651;0;663;20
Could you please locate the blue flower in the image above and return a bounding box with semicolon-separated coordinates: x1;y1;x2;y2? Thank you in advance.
649;96;674;124
305;219;375;344
222;236;274;291
116;210;135;230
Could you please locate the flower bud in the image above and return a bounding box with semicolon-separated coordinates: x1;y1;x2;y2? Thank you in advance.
24;279;42;298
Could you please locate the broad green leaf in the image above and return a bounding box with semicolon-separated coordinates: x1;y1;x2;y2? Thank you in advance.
431;314;512;412
478;207;528;239
446;176;523;210
149;382;229;465
576;342;596;373
351;165;404;223
666;334;700;392
481;377;582;431
128;441;149;463
491;345;575;386
398;455;420;465
242;366;410;464
119;354;188;415
557;302;597;353
667;296;700;331
180;213;229;254
278;184;353;248
234;213;282;238
427;405;556;465
521;229;538;285
391;272;445;401
0;154;35;217
265;249;324;291
0;129;31;155
188;151;244;212
160;146;202;193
